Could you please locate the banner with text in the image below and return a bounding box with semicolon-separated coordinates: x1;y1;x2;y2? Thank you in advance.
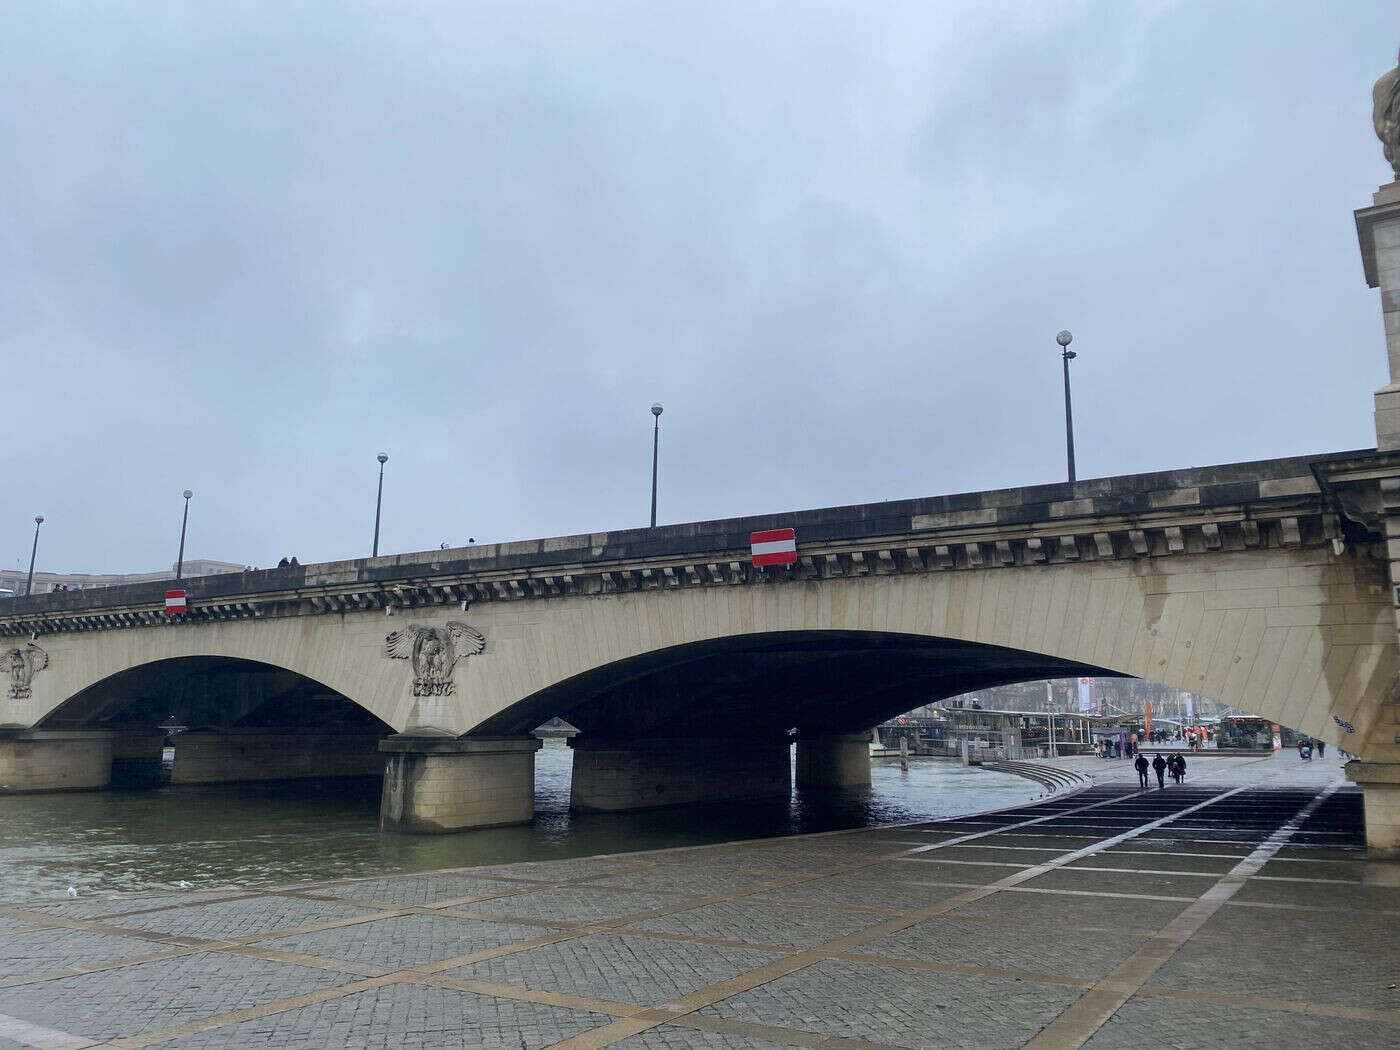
1077;677;1095;713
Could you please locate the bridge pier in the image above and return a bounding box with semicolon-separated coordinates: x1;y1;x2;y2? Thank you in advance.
0;730;114;793
379;734;541;833
1351;774;1400;857
569;736;791;812
795;732;872;789
169;728;385;784
110;729;167;787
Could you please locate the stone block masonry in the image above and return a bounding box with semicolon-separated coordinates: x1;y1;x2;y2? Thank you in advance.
569;737;792;812
379;734;541;833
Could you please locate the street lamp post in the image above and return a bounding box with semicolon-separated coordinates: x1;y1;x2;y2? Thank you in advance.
175;490;193;580
649;403;663;528
1056;330;1077;483
24;516;43;597
372;453;388;557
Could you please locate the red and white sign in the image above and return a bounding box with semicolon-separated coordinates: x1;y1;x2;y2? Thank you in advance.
750;528;797;566
164;590;188;616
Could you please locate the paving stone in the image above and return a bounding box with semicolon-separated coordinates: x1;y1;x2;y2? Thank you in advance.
0;951;358;1041
1254;858;1374;882
255;913;548;971
1269;845;1367;861
105;895;379;940
1119;839;1252;856
466;887;678;924
631;898;885;948
1230;878;1400;911
1073;852;1239;874
751;868;970;912
24;891;248;919
1020;867;1214;899
143;982;612;1049
1148;905;1400;1010
449;933;780;1007
310;874;523;908
702;958;1082;1049
586;867;780;897
893;859;1024;885
611;1025;796;1049
466;858;637;882
859;915;1151;981
1083;994;1400;1049
948;889;1184;932
922;845;1062;866
971;834;1101;850
0;917;35;934
0;926;174;977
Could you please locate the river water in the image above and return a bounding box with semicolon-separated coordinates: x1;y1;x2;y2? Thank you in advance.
0;743;1042;904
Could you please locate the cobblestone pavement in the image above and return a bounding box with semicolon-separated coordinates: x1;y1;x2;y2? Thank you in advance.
0;752;1396;1049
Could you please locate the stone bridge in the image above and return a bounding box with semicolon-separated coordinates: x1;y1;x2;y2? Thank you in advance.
4;449;1400;847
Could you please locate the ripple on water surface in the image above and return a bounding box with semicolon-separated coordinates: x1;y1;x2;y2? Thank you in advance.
0;745;1043;903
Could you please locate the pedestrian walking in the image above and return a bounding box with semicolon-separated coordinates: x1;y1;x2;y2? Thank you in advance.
1115;739;1123;759
1134;752;1150;789
1165;754;1178;784
1175;753;1187;783
1152;753;1167;789
1316;740;1325;758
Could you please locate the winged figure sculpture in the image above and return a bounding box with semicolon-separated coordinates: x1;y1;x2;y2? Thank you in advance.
384;622;485;696
3;643;49;700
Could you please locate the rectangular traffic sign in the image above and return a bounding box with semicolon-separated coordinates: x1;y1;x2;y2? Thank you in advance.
164;590;187;615
750;528;797;566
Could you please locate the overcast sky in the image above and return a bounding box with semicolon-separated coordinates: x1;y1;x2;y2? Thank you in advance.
2;2;1398;575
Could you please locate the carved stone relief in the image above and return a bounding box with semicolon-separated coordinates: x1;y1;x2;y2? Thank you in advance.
2;643;48;700
384;622;485;696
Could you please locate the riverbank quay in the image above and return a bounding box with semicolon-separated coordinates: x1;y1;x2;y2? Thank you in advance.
0;753;1394;1049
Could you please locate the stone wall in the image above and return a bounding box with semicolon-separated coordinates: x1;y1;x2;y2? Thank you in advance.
569;737;792;811
169;730;384;784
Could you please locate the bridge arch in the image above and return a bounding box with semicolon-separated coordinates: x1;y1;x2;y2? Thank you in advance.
457;544;1392;750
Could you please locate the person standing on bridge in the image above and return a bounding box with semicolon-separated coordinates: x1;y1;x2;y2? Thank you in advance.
1134;752;1149;789
1152;753;1167;789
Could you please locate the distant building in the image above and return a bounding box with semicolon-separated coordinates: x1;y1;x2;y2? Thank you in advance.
0;560;248;597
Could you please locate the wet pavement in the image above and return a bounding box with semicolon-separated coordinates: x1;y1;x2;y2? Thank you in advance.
0;751;1395;1049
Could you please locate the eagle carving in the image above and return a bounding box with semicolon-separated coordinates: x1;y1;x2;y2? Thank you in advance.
2;643;49;700
384;622;485;696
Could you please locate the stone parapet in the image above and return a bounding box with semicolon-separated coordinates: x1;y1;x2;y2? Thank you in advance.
569;736;791;812
379;734;540;833
0;450;1376;640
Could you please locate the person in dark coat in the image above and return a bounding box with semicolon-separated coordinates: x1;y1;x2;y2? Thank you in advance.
1152;753;1167;789
1134;752;1150;789
1174;753;1187;783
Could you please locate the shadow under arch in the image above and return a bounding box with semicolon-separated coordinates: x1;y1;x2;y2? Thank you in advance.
37;655;393;734
473;629;1123;739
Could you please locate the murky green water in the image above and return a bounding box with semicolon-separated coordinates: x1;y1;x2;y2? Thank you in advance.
0;743;1041;903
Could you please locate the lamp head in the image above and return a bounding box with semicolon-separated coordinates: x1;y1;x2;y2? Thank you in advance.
651;403;663;417
183;490;193;500
1055;330;1073;348
377;453;388;464
34;515;43;526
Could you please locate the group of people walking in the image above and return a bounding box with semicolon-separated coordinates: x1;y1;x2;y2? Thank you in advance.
1134;751;1187;789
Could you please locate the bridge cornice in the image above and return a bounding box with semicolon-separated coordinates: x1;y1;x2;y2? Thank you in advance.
0;449;1385;639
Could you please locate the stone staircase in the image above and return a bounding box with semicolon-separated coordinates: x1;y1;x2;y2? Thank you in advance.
984;760;1090;796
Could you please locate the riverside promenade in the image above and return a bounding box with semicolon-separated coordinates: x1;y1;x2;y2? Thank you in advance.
0;754;1395;1049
